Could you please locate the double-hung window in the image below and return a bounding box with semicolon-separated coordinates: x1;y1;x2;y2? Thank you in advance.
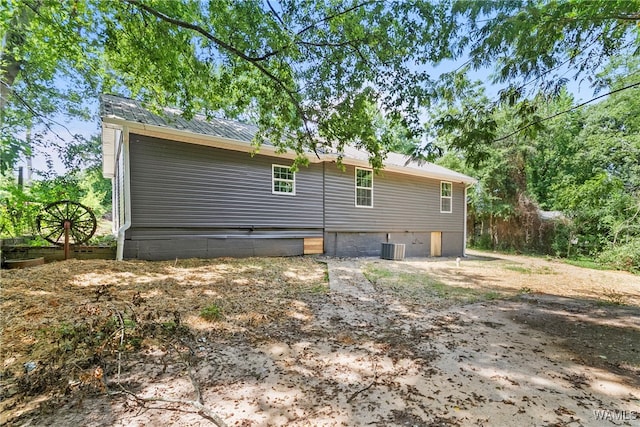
355;168;373;207
272;165;295;195
440;181;452;213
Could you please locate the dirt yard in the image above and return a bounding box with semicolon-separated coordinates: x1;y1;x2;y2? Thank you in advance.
1;251;639;426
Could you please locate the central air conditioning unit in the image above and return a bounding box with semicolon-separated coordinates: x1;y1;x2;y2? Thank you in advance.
381;243;405;260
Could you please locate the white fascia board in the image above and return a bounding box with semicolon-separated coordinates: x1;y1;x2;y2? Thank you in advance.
383;164;478;185
101;117;322;163
323;154;477;185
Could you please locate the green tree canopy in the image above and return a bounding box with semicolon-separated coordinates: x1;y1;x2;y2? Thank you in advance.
1;0;639;172
438;58;640;260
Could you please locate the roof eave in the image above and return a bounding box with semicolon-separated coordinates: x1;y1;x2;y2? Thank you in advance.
322;153;477;184
101;116;321;163
101;115;477;184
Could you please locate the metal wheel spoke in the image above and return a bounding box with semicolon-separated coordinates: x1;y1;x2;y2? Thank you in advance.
68;204;81;221
70;228;82;244
76;228;90;244
77;224;93;236
54;228;65;243
53;204;66;220
75;218;94;224
43;227;62;240
44;207;64;222
74;229;90;242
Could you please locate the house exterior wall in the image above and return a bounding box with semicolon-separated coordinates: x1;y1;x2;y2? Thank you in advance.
323;163;466;257
120;134;468;260
123;134;323;259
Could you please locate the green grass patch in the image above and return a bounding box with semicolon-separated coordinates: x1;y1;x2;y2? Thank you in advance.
200;304;224;322
503;264;533;274
483;291;504;300
363;264;508;305
503;264;556;274
309;283;329;294
562;257;609;271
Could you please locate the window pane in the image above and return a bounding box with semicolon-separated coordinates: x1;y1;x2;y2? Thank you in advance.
441;182;452;197
357;188;372;207
274;181;293;193
356;169;372;188
441;198;451;212
274;166;293;180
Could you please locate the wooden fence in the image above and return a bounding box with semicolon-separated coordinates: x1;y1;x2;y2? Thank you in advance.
1;245;116;265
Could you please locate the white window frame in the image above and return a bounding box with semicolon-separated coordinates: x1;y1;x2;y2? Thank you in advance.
272;164;296;195
440;181;452;213
355;167;374;208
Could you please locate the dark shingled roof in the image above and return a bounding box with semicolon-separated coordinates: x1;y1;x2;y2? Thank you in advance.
100;94;259;144
100;94;476;184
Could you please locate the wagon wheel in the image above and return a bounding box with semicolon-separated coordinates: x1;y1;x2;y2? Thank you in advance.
36;200;97;246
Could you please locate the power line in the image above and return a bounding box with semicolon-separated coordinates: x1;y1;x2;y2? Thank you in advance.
492;80;640;143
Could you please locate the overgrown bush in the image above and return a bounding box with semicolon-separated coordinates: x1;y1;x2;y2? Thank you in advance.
550;222;572;257
473;233;493;250
597;238;640;273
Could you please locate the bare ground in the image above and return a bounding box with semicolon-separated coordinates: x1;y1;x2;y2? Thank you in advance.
1;251;639;426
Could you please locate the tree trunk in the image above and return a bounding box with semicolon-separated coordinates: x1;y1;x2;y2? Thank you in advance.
1;4;34;112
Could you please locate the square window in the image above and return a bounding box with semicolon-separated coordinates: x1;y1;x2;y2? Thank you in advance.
272;165;295;195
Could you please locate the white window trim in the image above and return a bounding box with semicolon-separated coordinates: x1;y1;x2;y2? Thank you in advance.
355;167;374;208
272;164;296;195
440;181;452;213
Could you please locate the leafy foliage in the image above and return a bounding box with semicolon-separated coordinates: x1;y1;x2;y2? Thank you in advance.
425;0;640;160
440;60;640;270
2;0;639;172
597;238;640;274
0;168;111;240
1;0;101;173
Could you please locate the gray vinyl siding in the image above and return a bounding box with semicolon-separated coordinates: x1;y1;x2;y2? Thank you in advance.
128;134;323;237
324;163;465;232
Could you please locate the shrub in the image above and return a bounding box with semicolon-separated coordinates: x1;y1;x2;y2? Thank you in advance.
550;222;572;257
474;233;493;250
597;238;640;273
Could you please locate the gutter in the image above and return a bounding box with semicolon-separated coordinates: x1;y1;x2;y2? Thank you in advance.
116;128;132;261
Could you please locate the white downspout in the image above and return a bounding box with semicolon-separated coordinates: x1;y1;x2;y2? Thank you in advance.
116;129;131;261
463;184;472;257
111;177;118;235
